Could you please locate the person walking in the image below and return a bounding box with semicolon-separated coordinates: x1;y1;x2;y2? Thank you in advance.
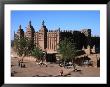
97;55;100;68
60;69;63;76
18;60;21;67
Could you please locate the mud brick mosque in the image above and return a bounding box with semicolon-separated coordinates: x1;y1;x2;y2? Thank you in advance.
15;20;100;62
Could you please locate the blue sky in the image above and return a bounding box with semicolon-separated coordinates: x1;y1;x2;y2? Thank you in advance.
11;10;100;40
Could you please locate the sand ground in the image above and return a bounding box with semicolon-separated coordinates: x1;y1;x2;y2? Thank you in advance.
11;56;100;77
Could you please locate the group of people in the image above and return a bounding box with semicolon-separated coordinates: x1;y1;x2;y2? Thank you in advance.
35;52;48;67
18;58;26;68
38;61;48;67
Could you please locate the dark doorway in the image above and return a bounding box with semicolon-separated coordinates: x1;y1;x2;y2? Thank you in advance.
97;59;100;67
46;54;56;62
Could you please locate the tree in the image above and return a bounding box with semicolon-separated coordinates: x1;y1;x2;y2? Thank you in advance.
14;36;30;57
31;47;43;61
25;38;34;56
57;38;77;68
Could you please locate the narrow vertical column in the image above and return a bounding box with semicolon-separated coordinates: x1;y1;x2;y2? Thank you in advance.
52;32;54;50
52;38;53;49
55;33;57;51
47;34;48;49
57;32;59;50
48;33;49;49
53;33;54;50
37;33;39;47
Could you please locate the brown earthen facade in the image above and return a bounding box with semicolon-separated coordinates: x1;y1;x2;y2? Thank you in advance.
15;21;100;57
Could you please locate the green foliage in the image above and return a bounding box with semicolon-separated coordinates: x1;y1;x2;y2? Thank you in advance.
24;39;34;56
31;47;43;60
14;36;28;56
14;35;44;61
14;36;34;56
58;38;77;62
